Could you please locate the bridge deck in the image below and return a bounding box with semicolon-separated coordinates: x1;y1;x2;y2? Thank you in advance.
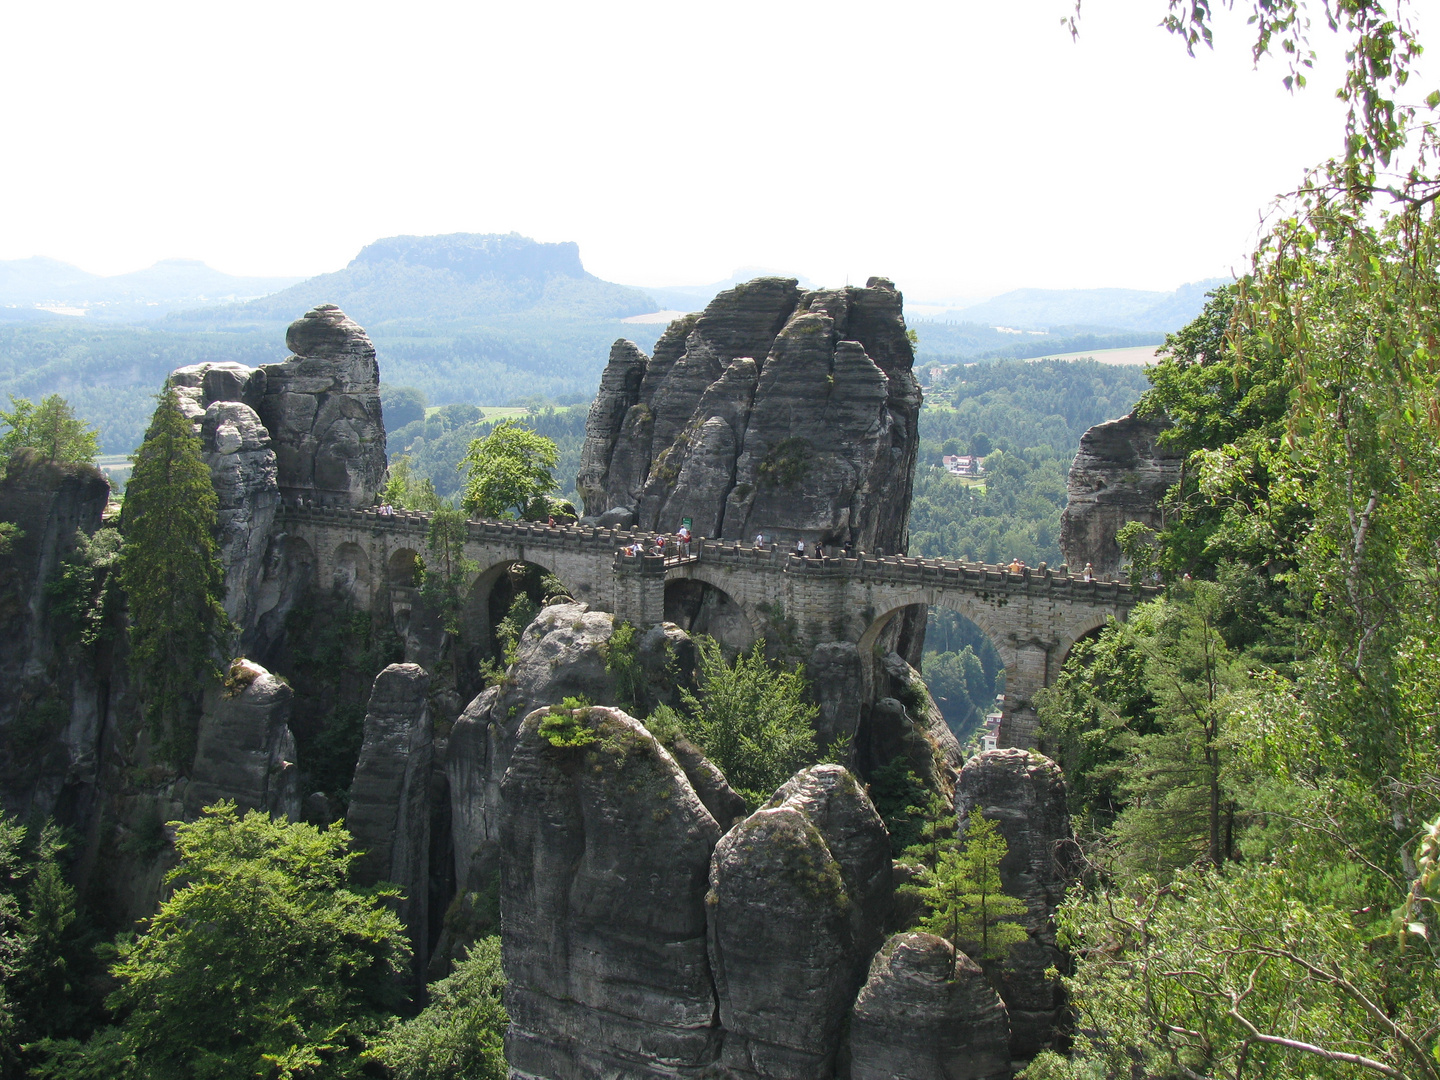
275;504;1162;601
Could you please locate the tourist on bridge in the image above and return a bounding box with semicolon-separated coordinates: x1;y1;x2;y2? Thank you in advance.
676;524;691;557
794;539;806;557
754;533;765;549
1083;562;1094;582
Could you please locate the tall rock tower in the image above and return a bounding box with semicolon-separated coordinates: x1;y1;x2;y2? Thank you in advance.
577;277;922;555
258;304;388;508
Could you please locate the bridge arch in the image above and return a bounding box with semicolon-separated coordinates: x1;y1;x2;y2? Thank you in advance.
462;557;579;662
857;589;1011;669
1051;611;1115;668
330;542;372;603
664;577;757;655
386;548;421;588
855;587;1027;746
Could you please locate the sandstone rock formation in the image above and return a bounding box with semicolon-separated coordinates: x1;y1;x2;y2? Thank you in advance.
956;748;1076;1059
346;663;434;971
708;764;891;1079
447;602;621;893
0;450;112;820
808;641;866;751
849;932;1012;1080
577;277;922;554
185;659;301;822
499;705;723;1078
447;603;709;893
257;304;387;508
202;402;279;625
1059;411;1183;579
169;364;282;627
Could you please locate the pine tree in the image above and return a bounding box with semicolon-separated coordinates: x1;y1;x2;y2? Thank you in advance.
906;814;1028;973
118;388;229;764
0;394;99;465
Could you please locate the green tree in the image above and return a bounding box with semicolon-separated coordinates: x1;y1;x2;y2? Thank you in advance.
494;593;539;667
1032;862;1440;1080
34;804;410;1080
418;508;477;637
47;529;123;650
459;418;558;519
904;815;1028;971
678;637;819;808
0;816;29;1077
0;819;101;1080
365;936;507;1080
0;395;99;465
867;757;934;857
381;456;442;512
118;388;229;764
1112;585;1254;877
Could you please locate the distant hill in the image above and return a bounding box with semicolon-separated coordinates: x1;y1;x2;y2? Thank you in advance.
0;258;302;321
183;232;658;328
944;279;1228;333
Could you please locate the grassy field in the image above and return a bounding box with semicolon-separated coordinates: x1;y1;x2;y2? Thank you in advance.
422;405;581;421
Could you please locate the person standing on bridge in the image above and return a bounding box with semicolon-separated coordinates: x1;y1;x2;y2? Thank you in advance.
754;532;765;549
794;538;806;557
676;524;691;557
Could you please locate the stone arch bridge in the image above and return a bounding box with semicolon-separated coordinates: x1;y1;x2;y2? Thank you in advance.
273;505;1158;747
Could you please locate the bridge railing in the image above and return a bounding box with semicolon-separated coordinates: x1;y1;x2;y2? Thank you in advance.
277;503;663;552
682;537;1161;598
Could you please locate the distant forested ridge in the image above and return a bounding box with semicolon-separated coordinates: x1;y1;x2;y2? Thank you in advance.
910;359;1150;567
0;236;1172;458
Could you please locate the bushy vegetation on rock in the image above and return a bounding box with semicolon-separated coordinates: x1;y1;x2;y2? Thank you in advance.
366;936;508;1080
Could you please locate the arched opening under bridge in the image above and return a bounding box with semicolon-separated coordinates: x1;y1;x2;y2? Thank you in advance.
331;542;371;604
921;606;1005;746
464;559;576;668
664;579;756;655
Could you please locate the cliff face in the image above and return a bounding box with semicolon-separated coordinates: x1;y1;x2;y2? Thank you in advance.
1058;412;1183;579
577;277;922;553
0;451;112;822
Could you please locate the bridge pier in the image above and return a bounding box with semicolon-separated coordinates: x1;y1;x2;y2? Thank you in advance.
998;635;1061;749
612;552;666;627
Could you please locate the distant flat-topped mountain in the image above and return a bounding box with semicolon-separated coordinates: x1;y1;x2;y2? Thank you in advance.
0;257;303;321
202;232;658;326
947;278;1228;333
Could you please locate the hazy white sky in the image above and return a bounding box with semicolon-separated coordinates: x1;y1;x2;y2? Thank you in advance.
3;0;1433;301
